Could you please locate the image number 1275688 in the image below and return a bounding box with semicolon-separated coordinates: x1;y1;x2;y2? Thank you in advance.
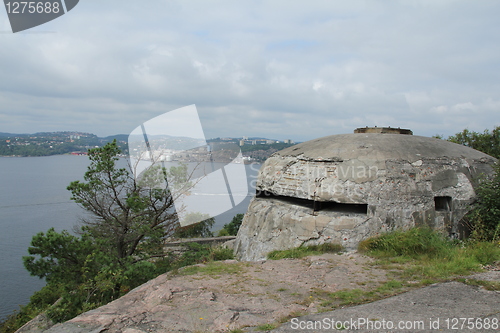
5;1;61;14
3;0;80;33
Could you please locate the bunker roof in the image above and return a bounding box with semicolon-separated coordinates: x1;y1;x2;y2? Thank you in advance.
274;132;495;163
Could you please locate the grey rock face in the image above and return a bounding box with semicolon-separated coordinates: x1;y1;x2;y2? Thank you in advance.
235;133;497;261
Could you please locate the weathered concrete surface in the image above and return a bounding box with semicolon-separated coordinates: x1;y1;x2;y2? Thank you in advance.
235;133;497;261
354;126;413;134
235;198;369;261
271;275;500;333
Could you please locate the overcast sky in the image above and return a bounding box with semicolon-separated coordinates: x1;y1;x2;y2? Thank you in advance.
1;0;499;142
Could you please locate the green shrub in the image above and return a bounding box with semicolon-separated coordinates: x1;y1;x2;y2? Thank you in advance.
174;213;215;238
444;128;500;240
0;283;66;333
210;246;235;261
2;241;233;333
217;228;230;236
359;228;500;281
463;241;500;265
447;127;500;159
358;227;454;258
172;242;234;269
218;213;244;236
467;164;500;241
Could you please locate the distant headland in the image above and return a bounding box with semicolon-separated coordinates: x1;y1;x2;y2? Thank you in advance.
0;131;296;162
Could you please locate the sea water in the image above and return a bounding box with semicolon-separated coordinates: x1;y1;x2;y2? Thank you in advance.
0;155;259;321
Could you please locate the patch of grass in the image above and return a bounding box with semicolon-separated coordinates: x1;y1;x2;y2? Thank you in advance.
308;229;500;314
456;278;500;291
228;229;499;325
374;280;404;294
278;311;305;324
462;241;500;265
256;323;278;331
330;288;365;305
177;261;242;277
360;228;500;283
319;280;406;310
400;255;480;280
267;243;343;260
358;227;454;258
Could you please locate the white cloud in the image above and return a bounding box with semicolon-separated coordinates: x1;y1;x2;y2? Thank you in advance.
430;105;448;114
0;1;499;140
451;102;477;113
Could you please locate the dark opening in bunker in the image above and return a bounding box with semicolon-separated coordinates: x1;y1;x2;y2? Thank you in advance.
256;190;368;214
257;190;314;209
319;201;368;214
434;196;452;211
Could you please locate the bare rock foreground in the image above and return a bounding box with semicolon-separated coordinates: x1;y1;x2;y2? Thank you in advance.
23;253;392;332
19;254;500;333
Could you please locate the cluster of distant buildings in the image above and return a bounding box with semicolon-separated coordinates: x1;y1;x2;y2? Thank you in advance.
128;136;296;164
238;137;294;146
3;132;96;148
131;146;208;163
130;146;253;164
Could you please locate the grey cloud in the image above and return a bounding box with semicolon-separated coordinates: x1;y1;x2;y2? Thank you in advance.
0;1;499;140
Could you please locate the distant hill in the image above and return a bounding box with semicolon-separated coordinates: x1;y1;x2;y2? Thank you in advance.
0;132;128;141
101;134;129;143
0;132;27;137
0;131;103;157
0;131;296;159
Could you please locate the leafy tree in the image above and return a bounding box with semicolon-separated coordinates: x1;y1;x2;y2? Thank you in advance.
467;164;500;241
447;126;500;158
66;140;185;262
218;213;244;236
15;140;193;326
7;143;240;331
444;127;500;240
174;212;215;238
22;227;166;323
23;228;96;286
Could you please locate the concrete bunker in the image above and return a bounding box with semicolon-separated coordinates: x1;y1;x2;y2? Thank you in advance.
235;127;497;261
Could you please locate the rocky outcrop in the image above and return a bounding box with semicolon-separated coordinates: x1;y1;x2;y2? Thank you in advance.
15;313;54;333
18;257;500;333
235;131;497;261
28;254;389;333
